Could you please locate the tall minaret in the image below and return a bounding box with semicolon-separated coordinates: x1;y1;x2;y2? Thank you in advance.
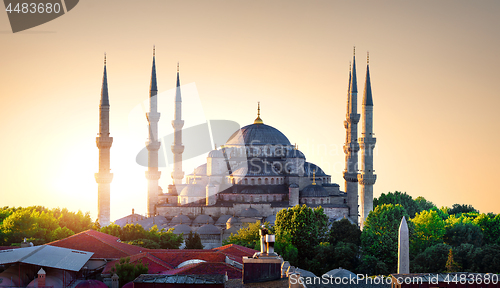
358;53;377;229
95;54;113;227
343;47;360;225
145;47;161;217
171;63;184;185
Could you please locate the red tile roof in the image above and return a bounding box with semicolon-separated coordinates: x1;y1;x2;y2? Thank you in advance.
161;262;242;279
212;244;257;263
102;252;173;274
148;250;226;268
46;230;143;259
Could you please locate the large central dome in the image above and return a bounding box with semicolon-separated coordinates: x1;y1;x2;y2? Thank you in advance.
226;123;291;146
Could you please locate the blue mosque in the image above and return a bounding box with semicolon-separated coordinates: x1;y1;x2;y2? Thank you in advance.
95;48;377;248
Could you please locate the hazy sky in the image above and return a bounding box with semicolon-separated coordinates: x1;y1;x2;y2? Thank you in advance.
1;0;499;221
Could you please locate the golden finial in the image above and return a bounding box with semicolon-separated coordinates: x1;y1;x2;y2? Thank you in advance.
312;170;316;185
153;45;155;57
367;51;369;64
254;102;263;124
104;53;106;65
177;62;179;72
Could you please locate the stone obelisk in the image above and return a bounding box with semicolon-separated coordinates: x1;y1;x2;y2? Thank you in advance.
398;216;410;274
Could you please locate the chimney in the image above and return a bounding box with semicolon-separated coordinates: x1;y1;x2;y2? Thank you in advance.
111;273;119;288
38;268;46;287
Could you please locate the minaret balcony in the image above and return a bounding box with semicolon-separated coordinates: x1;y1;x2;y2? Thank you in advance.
343;143;359;153
358;173;377;185
359;137;376;145
343;171;358;182
146;141;161;151
171;120;184;129
171;144;185;154
95;172;113;184
146;112;161;123
347;113;360;124
96;137;113;149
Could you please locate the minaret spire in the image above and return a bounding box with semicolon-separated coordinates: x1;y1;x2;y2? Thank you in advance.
343;47;360;226
171;62;185;186
145;47;161;217
95;54;113;227
358;53;376;229
254;102;263;124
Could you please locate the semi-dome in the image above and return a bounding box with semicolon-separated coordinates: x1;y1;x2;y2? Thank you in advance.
226;216;240;224
197;224;221;235
179;185;206;197
207;150;224;158
193;214;215;225
300;184;330;197
240;207;260;217
286;149;305;159
215;214;231;225
171;224;192;234
304;162;327;176
189;164;207;176
170;215;192;225
226;123;291;146
289;183;299;188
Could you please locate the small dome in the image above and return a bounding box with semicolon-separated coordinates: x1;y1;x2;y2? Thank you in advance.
75;280;108;288
216;215;231;225
171;224;192;234
240;207;260;217
170;215;192;225
207;150;224;158
300;184;329;197
289;183;299;188
286;149;305;159
179;185;206;197
192;164;207;176
197;224;221;235
193;214;215;224
265;215;276;225
226;216;240;224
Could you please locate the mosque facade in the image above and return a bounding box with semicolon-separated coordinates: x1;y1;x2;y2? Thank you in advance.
96;48;376;247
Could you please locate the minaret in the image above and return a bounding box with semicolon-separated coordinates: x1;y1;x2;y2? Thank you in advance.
343;47;360;225
358;52;376;229
95;54;113;227
145;47;161;217
171;62;185;185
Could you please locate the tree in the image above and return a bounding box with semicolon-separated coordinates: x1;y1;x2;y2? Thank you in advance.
373;191;421;217
474;213;500;245
412;243;451;273
223;221;266;250
452;243;479;272
445;249;461;272
443;220;483;247
329;218;361;247
472;244;500;273
121;224;148;241
357;254;389;276
184;231;204;249
361;204;411;273
415;196;435;212
100;223;122;237
411;210;446;255
447;204;478;216
52;226;75;241
126;239;160;249
274;205;329;263
1;209;38;244
157;229;183;249
111;257;148;287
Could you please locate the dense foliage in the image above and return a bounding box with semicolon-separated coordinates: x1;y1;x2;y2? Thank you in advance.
111;257;148;287
100;223;183;249
224;193;500;275
184;231;204;249
0;206;93;246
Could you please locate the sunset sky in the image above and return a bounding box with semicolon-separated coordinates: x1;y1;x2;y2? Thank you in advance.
1;0;499;221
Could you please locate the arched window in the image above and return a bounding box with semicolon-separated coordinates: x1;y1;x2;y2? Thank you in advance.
245;178;248;185
312;199;315;205
320;199;323;204
231;178;235;184
271;178;275;184
251;178;255;185
258;178;262;185
265;178;268;184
